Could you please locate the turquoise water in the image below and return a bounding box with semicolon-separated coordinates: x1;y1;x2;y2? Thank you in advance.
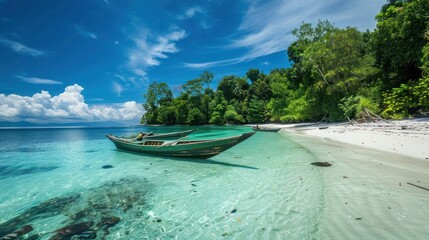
0;127;323;239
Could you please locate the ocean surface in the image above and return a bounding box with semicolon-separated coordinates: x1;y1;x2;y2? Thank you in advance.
0;126;323;239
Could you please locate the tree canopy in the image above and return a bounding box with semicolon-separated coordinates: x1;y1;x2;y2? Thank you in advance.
142;2;429;124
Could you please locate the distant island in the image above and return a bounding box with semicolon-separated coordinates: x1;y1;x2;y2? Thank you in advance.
141;1;429;125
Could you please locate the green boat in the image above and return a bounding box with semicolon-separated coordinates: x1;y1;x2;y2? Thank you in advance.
106;131;256;158
252;126;281;132
122;129;196;141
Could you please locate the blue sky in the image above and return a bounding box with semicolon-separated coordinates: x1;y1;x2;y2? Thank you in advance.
0;0;385;124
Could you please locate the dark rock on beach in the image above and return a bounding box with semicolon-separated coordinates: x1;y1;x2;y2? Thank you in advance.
310;162;332;167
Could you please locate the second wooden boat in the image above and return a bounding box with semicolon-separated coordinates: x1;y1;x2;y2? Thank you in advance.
125;129;196;140
252;126;281;132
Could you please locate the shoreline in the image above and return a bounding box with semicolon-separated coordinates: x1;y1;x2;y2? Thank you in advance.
254;118;429;161
273;118;429;239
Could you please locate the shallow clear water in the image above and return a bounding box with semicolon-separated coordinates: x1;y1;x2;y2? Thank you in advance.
0;127;323;239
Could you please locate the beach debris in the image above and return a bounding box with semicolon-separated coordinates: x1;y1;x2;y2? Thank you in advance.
0;225;33;240
310;162;332;167
319;126;329;130
102;165;114;169
407;182;429;192
231;209;237;214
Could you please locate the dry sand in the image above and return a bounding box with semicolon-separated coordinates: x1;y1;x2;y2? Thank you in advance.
256;118;429;160
255;119;429;239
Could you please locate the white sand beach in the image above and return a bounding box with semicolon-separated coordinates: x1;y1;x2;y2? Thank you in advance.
257;119;429;239
256;118;429;161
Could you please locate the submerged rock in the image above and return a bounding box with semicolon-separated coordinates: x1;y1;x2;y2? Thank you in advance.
0;195;80;236
0;178;147;239
97;216;121;228
0;225;33;240
74;231;97;239
310;162;332;167
51;221;94;240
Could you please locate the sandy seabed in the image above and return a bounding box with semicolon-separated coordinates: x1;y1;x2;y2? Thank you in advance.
257;119;429;239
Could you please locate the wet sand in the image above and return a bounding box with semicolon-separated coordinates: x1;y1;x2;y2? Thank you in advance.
269;119;429;239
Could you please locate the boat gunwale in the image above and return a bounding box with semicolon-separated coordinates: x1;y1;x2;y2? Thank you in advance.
106;131;255;148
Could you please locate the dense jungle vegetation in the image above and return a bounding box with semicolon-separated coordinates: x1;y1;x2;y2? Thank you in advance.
141;0;429;125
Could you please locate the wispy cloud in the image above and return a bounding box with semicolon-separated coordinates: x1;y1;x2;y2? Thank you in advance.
112;81;123;96
0;84;144;123
128;29;187;80
17;75;62;85
185;0;384;69
177;6;204;20
74;25;98;39
0;37;46;56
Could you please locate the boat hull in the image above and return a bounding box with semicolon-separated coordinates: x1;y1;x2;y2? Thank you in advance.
106;132;255;158
252;127;281;132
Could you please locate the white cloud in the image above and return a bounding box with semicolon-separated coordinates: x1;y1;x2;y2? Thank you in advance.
0;84;144;123
128;29;186;80
112;81;123;96
17;75;63;85
0;37;46;56
184;0;384;68
261;61;269;66
177;6;204;20
74;25;98;39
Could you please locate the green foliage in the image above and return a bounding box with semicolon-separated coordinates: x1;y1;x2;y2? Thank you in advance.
339;95;380;118
157;105;178;125
141;7;428;125
246;68;261;83
371;0;429;88
281;96;311;122
224;105;245;124
200;70;214;89
381;78;429;119
186;108;205;125
247;97;269;123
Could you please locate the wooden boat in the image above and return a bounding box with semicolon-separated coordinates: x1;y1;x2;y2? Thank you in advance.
106;131;255;158
124;129;196;140
252;126;281;132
